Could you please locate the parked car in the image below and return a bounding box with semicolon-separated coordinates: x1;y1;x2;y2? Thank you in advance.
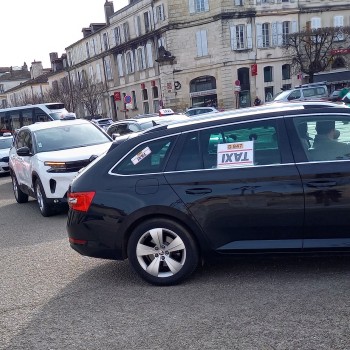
106;115;190;139
273;82;329;102
91;118;114;131
329;89;342;102
185;106;219;117
9;119;112;217
0;133;13;174
67;103;350;285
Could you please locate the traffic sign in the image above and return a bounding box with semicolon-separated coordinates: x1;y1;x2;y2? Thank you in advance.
235;80;241;86
234;85;241;92
124;95;132;104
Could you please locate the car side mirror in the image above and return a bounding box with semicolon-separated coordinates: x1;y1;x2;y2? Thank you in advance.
112;133;120;140
17;146;32;156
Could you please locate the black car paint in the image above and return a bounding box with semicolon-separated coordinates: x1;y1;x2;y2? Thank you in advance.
67;107;350;263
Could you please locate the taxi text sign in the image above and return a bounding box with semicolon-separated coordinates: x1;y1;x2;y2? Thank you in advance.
217;141;254;168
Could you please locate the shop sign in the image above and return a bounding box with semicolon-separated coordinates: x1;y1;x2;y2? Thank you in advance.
189;89;217;98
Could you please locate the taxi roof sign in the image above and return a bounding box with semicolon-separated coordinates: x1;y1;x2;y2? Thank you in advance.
159;108;174;116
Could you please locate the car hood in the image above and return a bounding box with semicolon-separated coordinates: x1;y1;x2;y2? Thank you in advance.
0;148;11;157
35;142;112;162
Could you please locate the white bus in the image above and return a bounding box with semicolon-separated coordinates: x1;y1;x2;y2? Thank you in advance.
0;103;75;135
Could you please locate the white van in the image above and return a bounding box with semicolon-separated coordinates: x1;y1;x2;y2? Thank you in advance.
273;82;328;102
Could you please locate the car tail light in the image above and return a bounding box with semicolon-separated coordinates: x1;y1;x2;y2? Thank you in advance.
68;191;95;212
69;237;87;245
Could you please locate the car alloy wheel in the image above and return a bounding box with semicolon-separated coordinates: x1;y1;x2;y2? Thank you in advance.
35;179;54;217
11;173;28;203
127;219;199;285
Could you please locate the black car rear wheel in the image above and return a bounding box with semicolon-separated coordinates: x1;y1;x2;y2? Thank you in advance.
127;218;199;286
11;173;28;203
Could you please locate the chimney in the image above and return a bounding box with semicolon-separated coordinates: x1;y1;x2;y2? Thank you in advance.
30;61;44;79
104;1;114;25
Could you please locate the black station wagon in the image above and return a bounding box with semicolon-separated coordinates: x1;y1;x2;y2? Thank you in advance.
67;102;350;285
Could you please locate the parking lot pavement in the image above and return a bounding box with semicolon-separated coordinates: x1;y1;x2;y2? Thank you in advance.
1;174;350;350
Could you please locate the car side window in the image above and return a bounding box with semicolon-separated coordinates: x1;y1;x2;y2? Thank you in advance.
288;90;301;100
112;136;176;175
199;120;281;169
293;116;350;162
15;130;26;149
176;132;202;171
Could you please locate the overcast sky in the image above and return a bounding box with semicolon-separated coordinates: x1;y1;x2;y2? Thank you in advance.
1;0;129;69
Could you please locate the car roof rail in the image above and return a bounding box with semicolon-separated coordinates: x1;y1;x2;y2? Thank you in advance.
294;81;327;89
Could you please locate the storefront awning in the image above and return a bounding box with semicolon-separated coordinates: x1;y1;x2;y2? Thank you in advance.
313;71;350;84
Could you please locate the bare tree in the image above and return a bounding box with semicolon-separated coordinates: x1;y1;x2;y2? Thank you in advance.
73;74;106;117
284;26;350;83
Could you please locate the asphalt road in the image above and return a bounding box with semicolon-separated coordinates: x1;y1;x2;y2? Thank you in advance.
1;174;350;350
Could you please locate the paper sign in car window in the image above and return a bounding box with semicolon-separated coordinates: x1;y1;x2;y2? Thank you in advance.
131;146;152;165
217;141;254;168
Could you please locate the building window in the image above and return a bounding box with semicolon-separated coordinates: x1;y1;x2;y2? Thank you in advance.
231;24;252;50
262;23;270;48
234;0;244;5
236;24;245;49
132;90;137;109
196;30;208;57
117;54;124;77
0;84;4;93
114;27;121;45
103;33;109;51
334;16;344;41
311;17;321;30
144;12;151;33
143;102;150;114
135;15;142;36
189;0;209;14
265;87;274;102
282;21;290;46
123;22;130;42
282;64;290;80
86;42;90;58
264;66;273;82
156;4;165;22
104;57;112;80
152;86;159;99
137;47;146;70
282;84;292;91
146;41;154;68
153;100;160;113
96;64;102;82
142;89;148;100
125;51;134;74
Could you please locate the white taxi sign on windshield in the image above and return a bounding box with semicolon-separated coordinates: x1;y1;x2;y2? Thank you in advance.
217;141;254;168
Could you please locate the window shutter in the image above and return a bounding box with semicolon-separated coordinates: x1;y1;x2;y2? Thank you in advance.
256;23;263;48
131;50;135;72
142;47;146;69
230;26;237;50
146;42;154;68
291;21;298;33
124;54;129;74
134;17;140;36
196;31;203;56
117;55;124;77
160;4;165;20
153;8;158;25
247;23;252;49
256;0;261;4
189;0;195;14
272;22;278;46
204;0;209;11
277;22;283;46
135;49;140;72
202;30;208;55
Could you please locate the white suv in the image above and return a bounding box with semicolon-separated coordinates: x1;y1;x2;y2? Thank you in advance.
9;119;112;216
185;106;219;117
273;82;329;102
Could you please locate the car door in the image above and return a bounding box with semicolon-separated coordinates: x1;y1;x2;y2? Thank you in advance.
165;117;304;253
11;129;27;185
20;130;34;189
286;112;350;250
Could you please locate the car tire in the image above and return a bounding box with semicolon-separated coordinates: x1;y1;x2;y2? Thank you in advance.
35;178;54;217
127;218;199;286
11;173;28;203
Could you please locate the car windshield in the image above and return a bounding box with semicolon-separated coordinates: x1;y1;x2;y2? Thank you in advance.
139;121;157;130
0;138;13;149
34;123;110;153
273;90;291;101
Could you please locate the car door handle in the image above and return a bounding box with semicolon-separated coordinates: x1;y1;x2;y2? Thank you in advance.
306;181;337;188
185;188;212;195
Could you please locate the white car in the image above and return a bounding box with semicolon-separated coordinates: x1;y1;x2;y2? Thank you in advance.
9;119;112;216
0;133;13;174
185;106;219;117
